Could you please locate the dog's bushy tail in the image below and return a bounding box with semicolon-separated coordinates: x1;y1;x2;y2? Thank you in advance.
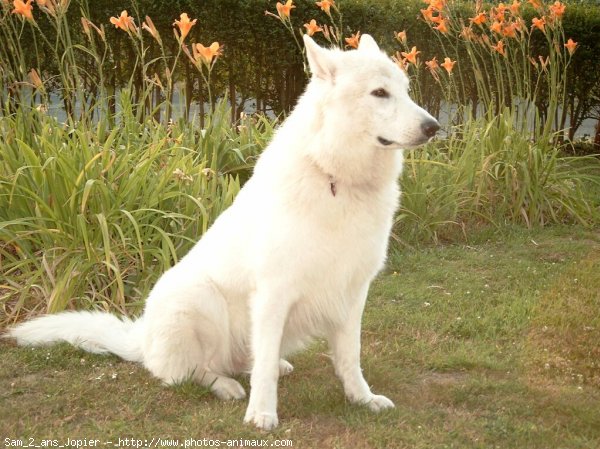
5;311;144;362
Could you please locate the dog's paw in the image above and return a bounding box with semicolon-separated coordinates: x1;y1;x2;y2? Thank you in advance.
244;410;279;431
212;378;246;401
365;394;395;412
279;359;294;377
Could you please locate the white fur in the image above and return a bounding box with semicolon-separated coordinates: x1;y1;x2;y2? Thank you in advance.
6;35;438;430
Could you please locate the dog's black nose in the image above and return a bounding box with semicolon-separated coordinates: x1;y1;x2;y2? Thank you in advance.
421;119;440;138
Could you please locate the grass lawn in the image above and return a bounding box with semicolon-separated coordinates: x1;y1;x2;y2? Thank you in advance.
1;226;599;449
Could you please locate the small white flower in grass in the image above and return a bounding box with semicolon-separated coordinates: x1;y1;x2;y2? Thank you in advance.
173;168;193;183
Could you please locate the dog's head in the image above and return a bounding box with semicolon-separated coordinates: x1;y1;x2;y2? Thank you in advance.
303;34;439;150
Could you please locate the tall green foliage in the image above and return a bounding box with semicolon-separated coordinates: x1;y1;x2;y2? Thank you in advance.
0;100;270;323
396;109;599;244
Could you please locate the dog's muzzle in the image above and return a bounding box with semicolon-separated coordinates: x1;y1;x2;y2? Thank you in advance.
378;118;441;148
421;119;440;139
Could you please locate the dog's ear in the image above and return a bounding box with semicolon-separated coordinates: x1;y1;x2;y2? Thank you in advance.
358;34;380;53
303;35;335;81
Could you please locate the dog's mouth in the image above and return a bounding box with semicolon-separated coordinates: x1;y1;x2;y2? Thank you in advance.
377;136;396;146
377;135;434;149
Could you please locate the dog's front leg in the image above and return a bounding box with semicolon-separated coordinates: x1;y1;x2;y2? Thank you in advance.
328;285;395;412
244;289;290;430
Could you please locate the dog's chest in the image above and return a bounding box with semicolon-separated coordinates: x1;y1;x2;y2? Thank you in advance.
290;180;399;284
280;187;396;339
313;178;398;238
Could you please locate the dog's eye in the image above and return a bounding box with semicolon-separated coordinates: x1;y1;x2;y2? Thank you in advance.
371;88;390;98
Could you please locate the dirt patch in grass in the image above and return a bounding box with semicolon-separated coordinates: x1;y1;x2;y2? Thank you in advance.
420;371;469;386
526;248;600;387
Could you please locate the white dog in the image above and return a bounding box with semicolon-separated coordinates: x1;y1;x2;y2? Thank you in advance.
6;34;439;430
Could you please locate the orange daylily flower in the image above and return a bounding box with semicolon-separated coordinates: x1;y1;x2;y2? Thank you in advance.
549;1;566;19
460;26;476;41
513;18;525;31
490;20;503;34
510;0;521;15
531;16;546;32
276;0;295;18
428;0;446;11
434;18;449;34
421;6;436;22
564;38;577;55
304;19;323;36
440;58;456;75
315;0;334;14
345;31;361;49
528;0;542;9
469;12;487;25
396;30;407;44
502;22;518;38
110;10;136;32
494;2;508;20
193;42;222;65
441;57;456;74
12;0;34;20
401;46;421;65
392;52;408;71
491;40;506;56
425;56;441;81
430;14;444;25
173;13;197;41
425;56;439;71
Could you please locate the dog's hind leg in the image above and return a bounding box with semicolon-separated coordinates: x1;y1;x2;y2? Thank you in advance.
141;280;246;400
194;371;246;400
